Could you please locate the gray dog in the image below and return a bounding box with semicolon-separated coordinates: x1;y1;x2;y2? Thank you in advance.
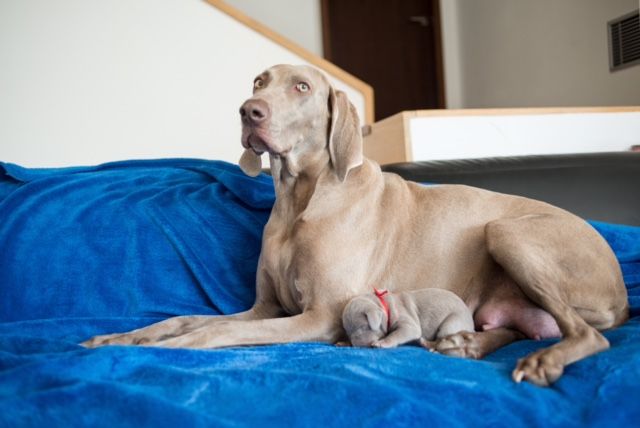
84;64;628;386
342;288;474;349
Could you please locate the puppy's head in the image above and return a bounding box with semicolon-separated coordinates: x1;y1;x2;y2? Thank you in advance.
342;295;387;347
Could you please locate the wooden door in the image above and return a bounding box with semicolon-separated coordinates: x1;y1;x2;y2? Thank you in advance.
322;0;445;121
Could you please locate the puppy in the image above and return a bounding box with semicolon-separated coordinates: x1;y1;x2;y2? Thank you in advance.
342;288;474;349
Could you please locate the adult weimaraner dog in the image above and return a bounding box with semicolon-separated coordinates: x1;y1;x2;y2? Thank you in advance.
84;64;628;386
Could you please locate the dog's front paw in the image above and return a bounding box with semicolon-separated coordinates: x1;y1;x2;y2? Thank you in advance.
433;332;482;359
81;332;149;348
512;348;564;386
371;339;396;349
81;334;119;348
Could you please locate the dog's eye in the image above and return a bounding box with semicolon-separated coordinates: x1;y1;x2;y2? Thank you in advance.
295;82;310;93
253;79;264;90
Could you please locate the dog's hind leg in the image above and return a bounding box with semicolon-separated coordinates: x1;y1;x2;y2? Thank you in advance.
485;214;628;386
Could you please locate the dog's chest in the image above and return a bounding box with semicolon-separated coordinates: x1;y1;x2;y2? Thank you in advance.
261;223;307;315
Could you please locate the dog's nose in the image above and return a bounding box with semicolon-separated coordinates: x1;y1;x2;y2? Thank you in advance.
239;99;270;124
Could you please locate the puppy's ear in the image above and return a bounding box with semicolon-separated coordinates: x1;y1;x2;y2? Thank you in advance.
239;148;262;177
328;87;363;182
365;306;384;332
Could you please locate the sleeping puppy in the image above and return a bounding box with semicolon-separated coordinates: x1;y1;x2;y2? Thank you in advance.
342;288;474;349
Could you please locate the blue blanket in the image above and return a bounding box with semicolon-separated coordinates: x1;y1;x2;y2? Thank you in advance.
1;159;639;427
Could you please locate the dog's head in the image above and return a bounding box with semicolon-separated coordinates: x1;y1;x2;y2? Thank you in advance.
239;64;362;181
342;295;387;347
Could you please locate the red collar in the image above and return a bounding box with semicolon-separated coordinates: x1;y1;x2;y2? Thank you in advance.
374;288;391;331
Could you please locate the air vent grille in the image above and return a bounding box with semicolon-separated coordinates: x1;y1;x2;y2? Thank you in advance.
609;10;640;71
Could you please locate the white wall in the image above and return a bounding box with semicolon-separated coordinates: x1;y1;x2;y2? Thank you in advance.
0;0;364;168
441;0;640;108
225;0;323;56
410;111;640;161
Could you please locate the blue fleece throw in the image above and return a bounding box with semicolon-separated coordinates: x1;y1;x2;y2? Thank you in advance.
1;159;639;427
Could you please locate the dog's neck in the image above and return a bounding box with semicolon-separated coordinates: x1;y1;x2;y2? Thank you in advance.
269;146;377;223
269;143;332;216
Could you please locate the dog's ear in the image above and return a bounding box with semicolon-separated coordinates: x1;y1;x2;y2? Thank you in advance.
239;148;262;177
365;306;384;332
328;87;363;182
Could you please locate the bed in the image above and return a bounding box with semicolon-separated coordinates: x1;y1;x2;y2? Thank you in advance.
1;154;639;427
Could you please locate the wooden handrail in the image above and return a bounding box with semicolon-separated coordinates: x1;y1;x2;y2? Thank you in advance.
204;0;375;124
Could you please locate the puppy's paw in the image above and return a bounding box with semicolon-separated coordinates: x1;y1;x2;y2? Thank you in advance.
371;339;394;349
419;338;437;351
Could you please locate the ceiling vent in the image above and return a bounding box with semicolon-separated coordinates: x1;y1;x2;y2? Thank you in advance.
608;9;640;71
